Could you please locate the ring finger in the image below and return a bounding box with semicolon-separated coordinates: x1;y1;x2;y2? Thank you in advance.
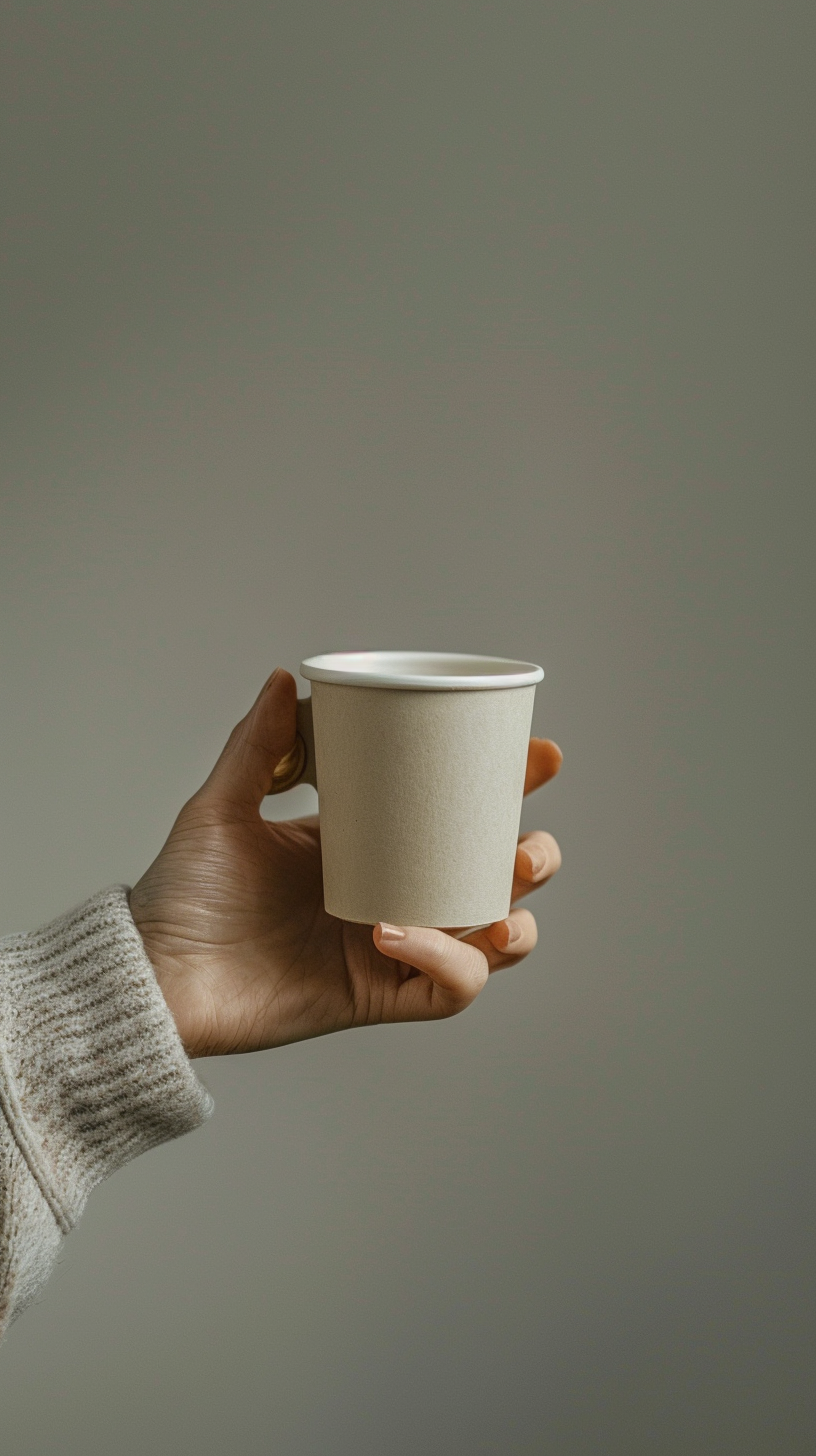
463;906;538;972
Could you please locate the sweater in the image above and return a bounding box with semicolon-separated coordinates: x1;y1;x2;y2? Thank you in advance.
0;885;213;1338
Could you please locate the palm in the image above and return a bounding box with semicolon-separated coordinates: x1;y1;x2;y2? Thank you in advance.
133;806;468;1054
131;669;562;1058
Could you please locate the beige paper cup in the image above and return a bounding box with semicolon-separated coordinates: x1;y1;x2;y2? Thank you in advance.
272;651;543;928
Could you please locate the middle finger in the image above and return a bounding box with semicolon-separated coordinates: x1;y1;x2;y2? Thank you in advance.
511;830;562;903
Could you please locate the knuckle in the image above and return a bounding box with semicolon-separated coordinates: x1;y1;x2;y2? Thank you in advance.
464;948;489;994
429;930;456;973
225;720;246;753
441;980;478;1018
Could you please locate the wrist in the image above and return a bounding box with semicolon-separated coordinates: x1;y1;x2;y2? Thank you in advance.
128;891;206;1058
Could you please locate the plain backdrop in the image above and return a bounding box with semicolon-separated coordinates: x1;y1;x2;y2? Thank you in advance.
1;2;814;1452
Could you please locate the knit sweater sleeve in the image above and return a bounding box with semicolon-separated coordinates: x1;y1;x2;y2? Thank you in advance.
0;885;213;1338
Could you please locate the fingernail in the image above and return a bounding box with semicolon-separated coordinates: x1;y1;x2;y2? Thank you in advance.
523;847;548;880
502;918;522;947
377;923;407;944
264;667;282;691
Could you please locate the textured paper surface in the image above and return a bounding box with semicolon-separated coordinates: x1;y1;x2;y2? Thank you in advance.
308;681;536;927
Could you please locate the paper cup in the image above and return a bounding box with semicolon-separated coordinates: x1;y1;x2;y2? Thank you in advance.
271;651;543;928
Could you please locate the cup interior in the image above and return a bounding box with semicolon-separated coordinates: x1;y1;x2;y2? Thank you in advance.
300;651;543;690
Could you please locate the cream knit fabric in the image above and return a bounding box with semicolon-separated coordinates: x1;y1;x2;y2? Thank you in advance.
0;885;213;1338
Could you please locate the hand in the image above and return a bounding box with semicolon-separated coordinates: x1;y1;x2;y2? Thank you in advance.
130;669;562;1058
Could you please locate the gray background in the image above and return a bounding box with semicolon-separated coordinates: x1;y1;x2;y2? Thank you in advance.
1;1;814;1451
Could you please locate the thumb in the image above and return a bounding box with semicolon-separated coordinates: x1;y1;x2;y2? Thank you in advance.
201;668;299;811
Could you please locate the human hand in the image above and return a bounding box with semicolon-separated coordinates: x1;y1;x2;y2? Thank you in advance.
130;669;562;1057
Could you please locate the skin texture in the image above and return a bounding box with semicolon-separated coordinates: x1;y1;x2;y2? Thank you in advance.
130;669;562;1058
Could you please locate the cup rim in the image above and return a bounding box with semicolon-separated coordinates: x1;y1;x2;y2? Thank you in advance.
300;650;544;690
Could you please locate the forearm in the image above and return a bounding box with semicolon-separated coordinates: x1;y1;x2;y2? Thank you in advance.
0;886;212;1339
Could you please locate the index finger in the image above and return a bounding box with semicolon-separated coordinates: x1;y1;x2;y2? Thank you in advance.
524;738;563;795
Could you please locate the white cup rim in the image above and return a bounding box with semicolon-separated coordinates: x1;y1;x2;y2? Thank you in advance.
300;650;544;690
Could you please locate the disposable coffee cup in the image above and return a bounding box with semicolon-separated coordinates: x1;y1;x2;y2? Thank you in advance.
269;651;544;928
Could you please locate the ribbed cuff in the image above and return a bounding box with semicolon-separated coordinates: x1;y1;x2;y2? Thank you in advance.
0;887;213;1233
